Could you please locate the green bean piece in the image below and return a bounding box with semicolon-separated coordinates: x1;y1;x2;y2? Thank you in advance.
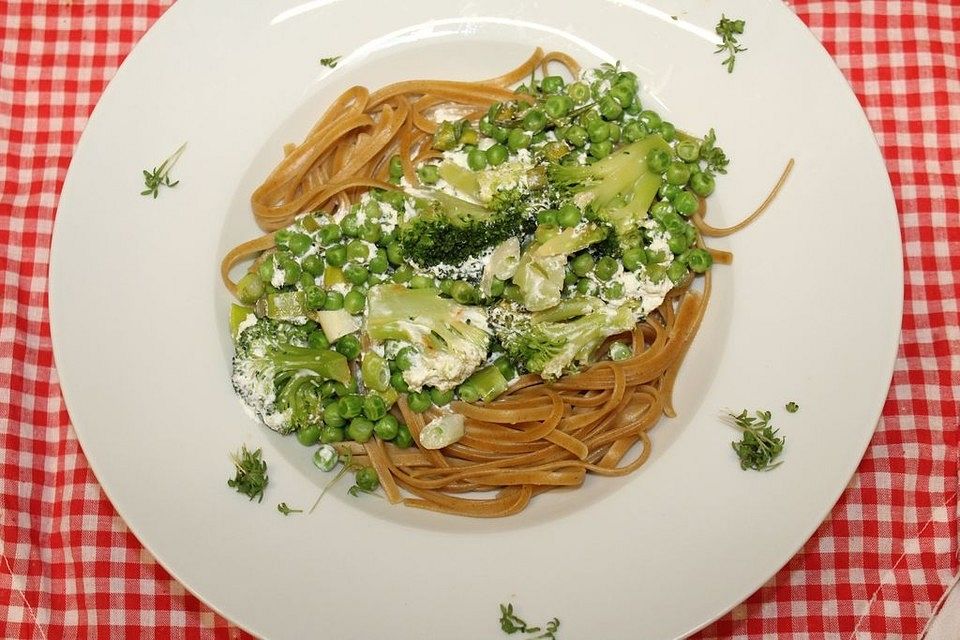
374;414;400;440
236;273;265;304
335;334;361;360
493;356;516;381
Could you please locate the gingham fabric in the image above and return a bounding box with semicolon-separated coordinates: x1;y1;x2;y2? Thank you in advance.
1;1;957;637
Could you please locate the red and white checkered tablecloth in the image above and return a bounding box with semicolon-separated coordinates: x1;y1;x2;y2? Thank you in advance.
1;1;957;638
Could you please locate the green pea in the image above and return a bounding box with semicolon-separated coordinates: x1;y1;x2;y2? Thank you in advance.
368;252;389;275
319;223;342;245
599;96;623;120
638;110;662;130
257;259;274;284
609;341;632;361
274;229;292;250
345;239;369;262
659;183;681;201
571;253;594;277
623;121;647;142
563;269;578;287
522;109;547;132
646;148;671;173
650;200;674;220
388;155;404;179
236;273;265;304
287;232;312;256
355;466;379;492
457;382;480;403
467;148;488;171
429;387;455;406
409;274;434;289
323;290;344;310
667;260;689;283
385;242;405;266
407;391;432;413
684;248;714;273
374;414;400;440
392;264;413;283
417;164;440;185
544;94;572;120
566;81;590;104
609;83;635;108
485;144;508;166
344;288;366;315
438;278;454;297
503;284;523;304
507;128;531;151
590;140;613;159
564;125;588;148
297;271;315;291
595;256;619;281
302;254;325;277
557;204;581;228
390;371;410;393
537;209;559;226
393;424;414;448
576;277;596;295
340;213;361;237
690;172;715;197
340;263;367;287
395;346;417;371
279;258;301;286
604;282;624;299
673;190;699;216
450;281;477;304
362;394;387;421
676;140;700;162
323;403;346;428
325;245;347;267
335;334;361;360
337;393;363;419
329;381;350;397
658;121;676;141
297;424;321;446
587;120;610;143
623;247;647;270
359;222;382;245
304;285;326;310
541;75;565;93
666;162;691;186
308;330;330;350
320;427;345;447
608;123;622;144
347;417;375;443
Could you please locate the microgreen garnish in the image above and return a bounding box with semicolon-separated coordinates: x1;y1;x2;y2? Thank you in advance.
140;142;186;198
499;603;561;639
227;445;268;502
700;128;729;177
277;502;302;515
724;410;785;471
714;15;747;73
320;55;341;68
786;401;799;413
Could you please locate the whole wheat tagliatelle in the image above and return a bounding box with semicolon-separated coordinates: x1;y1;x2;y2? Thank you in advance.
221;49;792;517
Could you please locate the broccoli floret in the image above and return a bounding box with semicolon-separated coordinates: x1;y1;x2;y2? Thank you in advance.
364;284;491;391
232;317;351;434
491;298;636;379
399;189;535;267
548;137;670;254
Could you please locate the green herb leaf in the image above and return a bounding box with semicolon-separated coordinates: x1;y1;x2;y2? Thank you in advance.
499;603;561;639
700;128;729;177
714;14;747;73
141;142;186;199
319;55;341;68
277;502;302;515
785;401;799;413
724;409;785;471
227;445;268;502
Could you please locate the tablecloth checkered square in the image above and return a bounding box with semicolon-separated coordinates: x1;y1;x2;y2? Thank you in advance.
1;1;957;638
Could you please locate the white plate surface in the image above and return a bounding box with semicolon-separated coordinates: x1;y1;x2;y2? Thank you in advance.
49;1;902;638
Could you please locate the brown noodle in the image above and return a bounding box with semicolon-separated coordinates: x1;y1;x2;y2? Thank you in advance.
221;49;791;517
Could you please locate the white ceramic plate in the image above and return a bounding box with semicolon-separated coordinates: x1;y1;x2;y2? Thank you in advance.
49;1;901;638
